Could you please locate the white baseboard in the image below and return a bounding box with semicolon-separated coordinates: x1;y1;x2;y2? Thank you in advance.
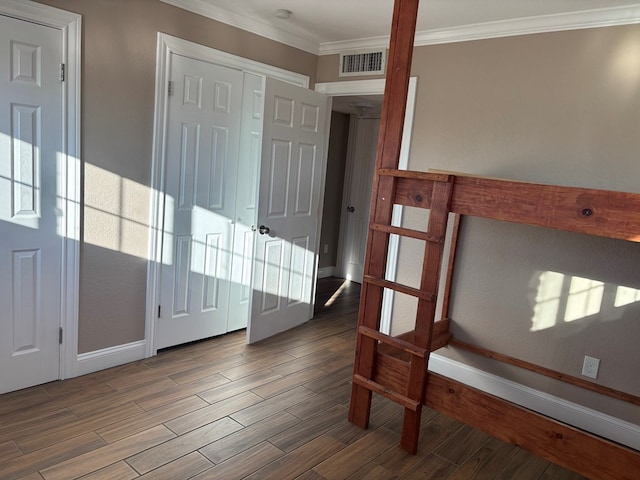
429;353;640;451
76;340;147;377
317;266;336;279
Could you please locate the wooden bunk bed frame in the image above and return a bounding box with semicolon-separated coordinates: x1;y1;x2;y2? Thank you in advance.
347;1;640;479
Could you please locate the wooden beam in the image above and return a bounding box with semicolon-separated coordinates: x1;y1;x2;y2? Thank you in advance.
425;373;640;480
451;175;640;241
440;214;461;321
394;174;640;241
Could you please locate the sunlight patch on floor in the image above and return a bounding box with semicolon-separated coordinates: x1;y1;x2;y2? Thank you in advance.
324;279;350;307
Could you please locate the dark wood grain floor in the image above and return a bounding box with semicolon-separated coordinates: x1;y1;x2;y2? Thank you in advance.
0;277;587;480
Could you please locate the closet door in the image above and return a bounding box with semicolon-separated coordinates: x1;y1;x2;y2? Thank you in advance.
248;77;331;343
227;72;263;331
156;54;242;349
0;13;64;392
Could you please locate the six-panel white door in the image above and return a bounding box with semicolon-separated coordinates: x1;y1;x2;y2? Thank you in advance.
0;15;63;393
340;117;380;282
156;54;243;349
248;78;331;343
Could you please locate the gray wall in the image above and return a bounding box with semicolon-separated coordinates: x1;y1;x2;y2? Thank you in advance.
318;24;640;423
35;0;318;353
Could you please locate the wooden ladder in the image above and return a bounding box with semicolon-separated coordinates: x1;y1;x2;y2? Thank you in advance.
348;169;454;454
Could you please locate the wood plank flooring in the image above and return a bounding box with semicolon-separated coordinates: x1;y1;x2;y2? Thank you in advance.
0;278;588;480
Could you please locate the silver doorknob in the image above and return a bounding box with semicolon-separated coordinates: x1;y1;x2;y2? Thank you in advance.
347;206;355;213
258;225;270;235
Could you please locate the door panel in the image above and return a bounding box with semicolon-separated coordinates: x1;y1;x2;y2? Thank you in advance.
157;54;242;349
248;78;330;343
0;15;63;393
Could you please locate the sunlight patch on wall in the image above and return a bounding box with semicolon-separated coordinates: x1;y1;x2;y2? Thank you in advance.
531;270;640;332
531;271;563;331
564;276;604;323
615;285;640;308
84;163;151;260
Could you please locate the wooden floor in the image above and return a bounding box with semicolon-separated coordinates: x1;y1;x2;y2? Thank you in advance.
0;278;588;480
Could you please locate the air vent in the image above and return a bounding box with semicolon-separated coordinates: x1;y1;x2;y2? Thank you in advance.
339;50;386;77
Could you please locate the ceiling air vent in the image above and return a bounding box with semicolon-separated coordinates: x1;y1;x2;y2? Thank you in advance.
339;50;386;77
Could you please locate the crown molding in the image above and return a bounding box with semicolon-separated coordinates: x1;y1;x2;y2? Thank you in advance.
160;1;640;57
159;0;320;54
319;5;640;54
415;4;640;47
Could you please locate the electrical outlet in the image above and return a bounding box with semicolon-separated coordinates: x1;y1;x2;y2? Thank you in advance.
323;244;329;254
582;355;600;379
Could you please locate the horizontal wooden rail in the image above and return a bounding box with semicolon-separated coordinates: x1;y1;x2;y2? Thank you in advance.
358;326;428;358
393;171;640;242
363;275;435;302
450;175;640;241
377;168;451;182
450;338;640;407
370;223;443;244
425;372;640;480
353;374;420;411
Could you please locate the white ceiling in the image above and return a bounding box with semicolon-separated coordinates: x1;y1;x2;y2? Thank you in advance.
162;0;640;54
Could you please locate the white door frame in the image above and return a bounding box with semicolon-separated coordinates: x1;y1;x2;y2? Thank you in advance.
315;78;417;333
0;0;82;379
146;33;310;356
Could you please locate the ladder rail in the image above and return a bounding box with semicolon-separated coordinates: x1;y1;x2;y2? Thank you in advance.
349;175;454;453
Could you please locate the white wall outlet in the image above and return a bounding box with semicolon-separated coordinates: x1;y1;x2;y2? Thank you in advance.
582;355;600;379
323;244;329;254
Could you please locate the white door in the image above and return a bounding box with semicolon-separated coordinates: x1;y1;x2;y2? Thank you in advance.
0;15;63;393
340;117;380;282
227;72;263;331
156;54;243;349
248;78;331;343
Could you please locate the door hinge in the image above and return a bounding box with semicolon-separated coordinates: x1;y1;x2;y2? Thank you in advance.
167;81;174;96
60;63;65;82
158;305;161;318
59;327;63;344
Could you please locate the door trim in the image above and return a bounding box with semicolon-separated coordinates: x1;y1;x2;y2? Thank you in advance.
146;33;311;356
315;78;417;333
0;0;82;379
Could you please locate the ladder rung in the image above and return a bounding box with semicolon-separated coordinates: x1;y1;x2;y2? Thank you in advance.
358;326;427;358
377;168;451;183
352;374;420;411
370;223;443;244
363;275;435;302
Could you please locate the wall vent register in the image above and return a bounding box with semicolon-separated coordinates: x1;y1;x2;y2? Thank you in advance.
339;50;386;76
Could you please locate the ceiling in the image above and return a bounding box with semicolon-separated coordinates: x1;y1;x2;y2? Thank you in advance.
162;0;640;54
332;95;383;117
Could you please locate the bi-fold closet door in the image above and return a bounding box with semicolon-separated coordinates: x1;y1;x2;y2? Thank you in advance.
156;54;262;349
